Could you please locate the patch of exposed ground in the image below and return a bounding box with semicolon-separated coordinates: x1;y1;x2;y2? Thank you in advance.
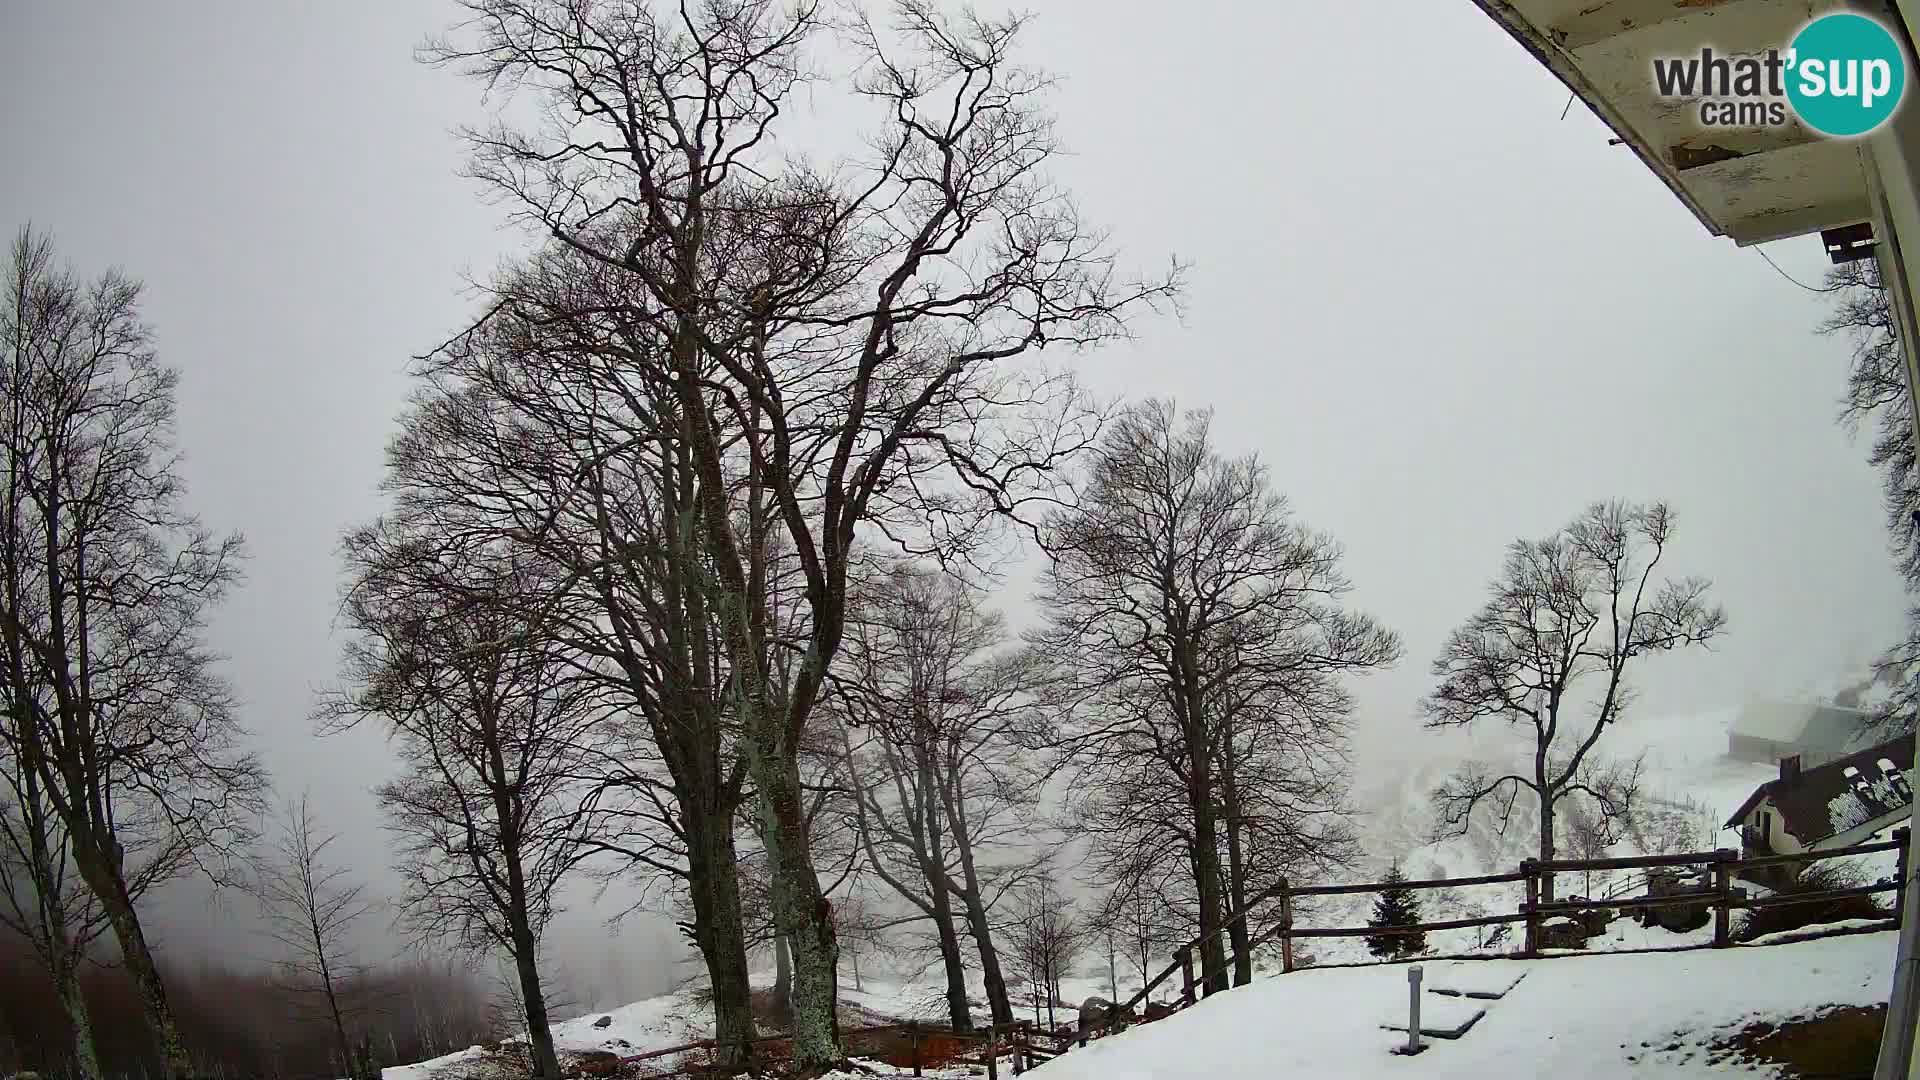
1630;1005;1887;1078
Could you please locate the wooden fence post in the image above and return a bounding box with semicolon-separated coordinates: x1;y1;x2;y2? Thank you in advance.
1279;877;1295;974
911;1022;922;1077
1180;949;1196;1006
1898;827;1912;928
1712;848;1735;948
1521;859;1540;955
1011;1022;1025;1075
987;1024;999;1080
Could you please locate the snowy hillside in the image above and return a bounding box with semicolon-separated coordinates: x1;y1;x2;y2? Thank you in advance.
382;971;1047;1080
383;993;712;1080
1306;703;1893;965
1365;707;1766;879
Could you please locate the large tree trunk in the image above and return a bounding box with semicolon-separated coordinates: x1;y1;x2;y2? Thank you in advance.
317;945;355;1079
1536;751;1556;904
1189;814;1230;996
508;916;563;1080
668;289;840;1072
489;731;561;1080
1219;735;1252;987
74;839;190;1080
684;803;757;1067
957;892;1012;1027
930;896;971;1032
54;952;102;1080
1184;739;1230;996
945;778;1012;1026
1224;858;1250;986
774;934;793;1009
1106;936;1117;1001
750;744;840;1070
1537;792;1557;904
18;760;100;1080
919;755;972;1033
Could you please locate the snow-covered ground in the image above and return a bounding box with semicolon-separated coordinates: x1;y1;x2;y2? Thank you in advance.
381;991;707;1080
1035;930;1898;1080
1309;706;1813;966
388;701;1904;1078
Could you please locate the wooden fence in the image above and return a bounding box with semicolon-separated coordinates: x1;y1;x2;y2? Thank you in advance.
600;830;1910;1076
1120;827;1911;1020
613;1016;1076;1078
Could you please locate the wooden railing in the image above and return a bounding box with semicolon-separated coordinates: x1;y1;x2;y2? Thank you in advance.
603;830;1912;1076
1115;828;1912;1025
613;1015;1078;1077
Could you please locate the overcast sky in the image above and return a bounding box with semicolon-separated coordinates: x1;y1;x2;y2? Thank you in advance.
1;2;1904;1009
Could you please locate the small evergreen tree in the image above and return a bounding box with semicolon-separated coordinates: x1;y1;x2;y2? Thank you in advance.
1366;864;1428;959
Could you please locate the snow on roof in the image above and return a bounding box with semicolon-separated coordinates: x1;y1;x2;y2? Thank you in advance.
1728;701;1870;748
1724;734;1916;843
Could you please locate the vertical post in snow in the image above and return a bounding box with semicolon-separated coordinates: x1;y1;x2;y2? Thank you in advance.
1279;878;1295;974
1406;965;1423;1056
1712;849;1735;948
1180;950;1195;1006
987;1024;999;1080
911;1022;922;1077
1521;860;1541;955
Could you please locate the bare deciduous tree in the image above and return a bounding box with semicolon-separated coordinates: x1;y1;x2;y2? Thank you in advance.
0;226;264;1080
1819;262;1920;734
829;890;894;995
421;0;1178;1063
838;564;1040;1028
1424;500;1724;901
328;548;598;1080
1035;400;1398;994
254;795;378;1079
0;734;110;1080
1095;867;1179;997
1005;875;1081;1031
371;256;772;1066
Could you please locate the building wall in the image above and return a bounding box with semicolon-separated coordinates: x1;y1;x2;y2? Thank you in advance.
1742;800;1805;856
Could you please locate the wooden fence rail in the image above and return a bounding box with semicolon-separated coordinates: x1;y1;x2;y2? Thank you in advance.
615;828;1912;1077
615;1017;1074;1078
1120;827;1911;1031
1288;869;1530;897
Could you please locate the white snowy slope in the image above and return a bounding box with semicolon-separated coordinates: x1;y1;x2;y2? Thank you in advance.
383;973;1022;1080
383;992;711;1080
1313;707;1793;965
1035;931;1897;1080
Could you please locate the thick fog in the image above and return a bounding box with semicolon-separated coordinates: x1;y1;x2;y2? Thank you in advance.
0;0;1900;1013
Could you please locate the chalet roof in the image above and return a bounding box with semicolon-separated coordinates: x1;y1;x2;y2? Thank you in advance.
1723;735;1917;844
1729;701;1871;749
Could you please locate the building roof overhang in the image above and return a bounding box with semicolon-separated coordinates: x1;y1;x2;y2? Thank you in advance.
1469;0;1881;244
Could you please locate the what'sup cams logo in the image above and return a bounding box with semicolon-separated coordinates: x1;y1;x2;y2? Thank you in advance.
1652;12;1909;137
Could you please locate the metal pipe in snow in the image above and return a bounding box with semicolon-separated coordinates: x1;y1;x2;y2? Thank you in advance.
1407;965;1423;1056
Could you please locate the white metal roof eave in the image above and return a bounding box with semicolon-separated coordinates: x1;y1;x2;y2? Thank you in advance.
1467;0;1874;246
1467;0;1732;238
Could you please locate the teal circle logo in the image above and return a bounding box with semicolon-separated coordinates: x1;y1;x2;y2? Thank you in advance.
1786;13;1907;137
